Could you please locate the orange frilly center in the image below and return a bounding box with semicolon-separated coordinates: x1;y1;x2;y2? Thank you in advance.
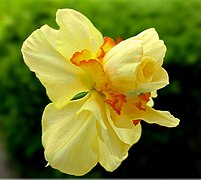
135;92;151;111
132;92;151;126
70;37;150;117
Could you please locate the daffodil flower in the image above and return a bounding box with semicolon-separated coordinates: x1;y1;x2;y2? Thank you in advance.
22;9;180;176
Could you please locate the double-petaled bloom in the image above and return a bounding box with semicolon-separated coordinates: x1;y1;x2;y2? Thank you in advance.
22;9;180;176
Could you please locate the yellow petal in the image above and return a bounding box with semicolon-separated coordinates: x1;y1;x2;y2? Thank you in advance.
133;105;180;127
102;29;167;95
97;111;141;171
131;28;166;65
114;95;179;128
102;39;143;93
134;64;169;95
42;96;99;176
85;93;128;171
132;28;160;49
22;25;91;108
98;137;128;172
78;91;140;171
56;9;103;59
143;40;166;66
107;107;142;146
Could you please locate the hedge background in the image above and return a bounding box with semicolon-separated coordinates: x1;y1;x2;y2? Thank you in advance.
0;0;201;178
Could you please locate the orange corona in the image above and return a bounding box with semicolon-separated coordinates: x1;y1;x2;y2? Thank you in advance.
70;37;126;115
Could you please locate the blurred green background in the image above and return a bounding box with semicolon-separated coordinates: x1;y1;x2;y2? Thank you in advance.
0;0;201;178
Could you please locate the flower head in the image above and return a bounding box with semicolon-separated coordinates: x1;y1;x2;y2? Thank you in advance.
22;8;180;176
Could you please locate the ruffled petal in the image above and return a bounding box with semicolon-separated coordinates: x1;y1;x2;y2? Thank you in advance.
98;108;141;171
98;136;128;172
133;105;180;127
134;66;169;95
102;29;167;95
56;8;103;59
42;96;99;176
79;91;141;171
143;40;166;66
146;90;158;107
108;107;142;146
102;39;143;93
114;95;179;128
22;25;91;108
131;28;166;65
132;28;160;49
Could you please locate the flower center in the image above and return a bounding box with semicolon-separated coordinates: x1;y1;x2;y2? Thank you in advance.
70;37;151;117
137;59;155;82
70;37;126;115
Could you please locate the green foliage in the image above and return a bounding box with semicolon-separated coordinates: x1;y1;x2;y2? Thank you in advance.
71;92;88;101
0;0;201;178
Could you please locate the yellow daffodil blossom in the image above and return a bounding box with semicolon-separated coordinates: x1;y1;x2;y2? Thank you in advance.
21;8;180;176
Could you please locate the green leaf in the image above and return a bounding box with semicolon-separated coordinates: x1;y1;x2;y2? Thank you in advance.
71;91;88;100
